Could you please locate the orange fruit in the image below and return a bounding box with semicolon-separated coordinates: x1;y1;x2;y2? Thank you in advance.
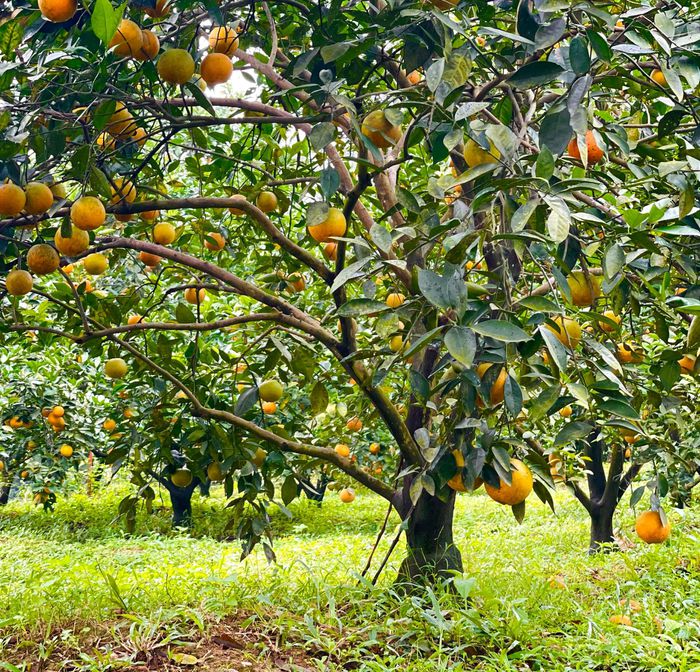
484;458;533;506
339;488;355;503
54;225;89;256
138;251;162;267
609;614;632;626
256;191;278;213
5;269;33;296
207;462;224;481
23;182;54;215
52;405;65;417
262;401;277;414
635;510;671;544
679;355;696;375
476;363;507;406
204;231;226;251
208;26;239;55
0;182;26;216
369;442;380;455
617;342;644;364
141;208;160;221
323;242;338;261
463;138;500;167
407;70;421;85
103;418;117;431
127;314;142;325
110;177;136;205
135;29;159;60
567;130;605;165
27;244;60;275
567;271;601;307
200;53;233;86
106;103;137;138
184;287;206;304
109;19;144;58
152;222;176;245
650;69;666;86
258;379;283;401
546;316;581;349
171;468;193;488
59;443;73;458
71;196;106;231
334;443;350;458
104;357;128;379
598;310;621;334
157;48;195;84
38;0;77;21
559;405;572;418
144;0;170;17
307;207;346;242
346;416;363;432
361;110;402;149
288;274;305;292
386;292;405;308
83;252;109;275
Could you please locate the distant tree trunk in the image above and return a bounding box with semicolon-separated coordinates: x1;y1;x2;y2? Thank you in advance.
397;485;463;583
0;482;10;506
571;432;642;554
298;472;329;502
169;486;194;528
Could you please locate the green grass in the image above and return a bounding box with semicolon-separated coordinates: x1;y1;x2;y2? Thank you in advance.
1;483;699;670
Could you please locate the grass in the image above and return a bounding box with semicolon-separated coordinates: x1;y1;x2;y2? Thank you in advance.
0;482;699;670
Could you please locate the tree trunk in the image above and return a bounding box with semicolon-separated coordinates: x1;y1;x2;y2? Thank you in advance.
0;483;10;506
397;488;463;584
169;487;193;528
589;506;616;554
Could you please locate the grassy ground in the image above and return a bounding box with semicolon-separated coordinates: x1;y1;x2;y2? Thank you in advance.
0;483;699;671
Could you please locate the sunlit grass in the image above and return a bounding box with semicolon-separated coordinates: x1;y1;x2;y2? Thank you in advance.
0;482;699;669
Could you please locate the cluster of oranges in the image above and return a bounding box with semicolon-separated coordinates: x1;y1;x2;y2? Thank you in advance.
42;405;67;432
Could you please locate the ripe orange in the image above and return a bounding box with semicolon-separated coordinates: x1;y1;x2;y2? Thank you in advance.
679;355;696;375
38;0;76;21
650;69;666;86
546;316;581;349
0;182;26;216
106;103;137;138
110;177;136;205
635;510;671;544
83;253;109;275
386;292;405;308
559;405;572;418
127;314;142;325
609;614;632;626
144;0;170;18
23;182;54;215
54;225;89;256
323;242;338;261
369;442;380;455
256;191;278;213
567;130;605;165
407;70;421;85
307;207;346;242
138;251;162;267
152;222;176;245
262;401;277;414
157;48;195;85
104;357;128;379
141;208;160;221
109;19;143;57
27;244;60;275
200;53;233;86
103;418;117;431
288;274;305;292
476;363;507;405
346;416;363;432
208;26;239;55
5;269;33;296
135;29;159;60
567;271;601;307
598;310;621;334
484;459;533;506
334;443;350;458
339;488;355;503
361;110;402;149
184;287;206;304
71;196;106;231
52;405;65;417
59;443;73;458
617;342;644;364
204;231;226;251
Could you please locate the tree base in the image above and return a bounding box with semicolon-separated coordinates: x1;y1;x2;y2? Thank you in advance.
396;543;463;585
588;512;618;554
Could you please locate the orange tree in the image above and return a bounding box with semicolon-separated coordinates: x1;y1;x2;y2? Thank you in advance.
1;0;700;579
0;339;113;507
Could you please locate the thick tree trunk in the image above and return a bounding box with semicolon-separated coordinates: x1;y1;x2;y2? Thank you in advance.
589;506;616;553
0;483;10;506
397;489;463;584
169;487;193;528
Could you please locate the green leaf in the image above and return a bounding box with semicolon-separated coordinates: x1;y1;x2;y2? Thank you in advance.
554;421;593;446
281;475;297;505
539;325;568;371
511;500;526;524
534;18;566;50
471;320;531;343
587;29;611;61
516;0;539;40
597;399;639;419
529;384;560;421
0;18;23;59
310;382;329;414
539;107;571;155
309;122;336;151
604;243;625;280
91;0;125;45
370;223;392;253
235;386;258;416
184;82;217;117
569;36;591;74
518;296;559;312
658;109;687;139
319;167;340;199
175;303;196;324
535;147;554;179
508;62;564;89
409;369;430;401
89;166;113;199
92;99;117;132
336;299;386;317
544;196;570;242
417;268;469;317
504;375;523;416
444;326;476;367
